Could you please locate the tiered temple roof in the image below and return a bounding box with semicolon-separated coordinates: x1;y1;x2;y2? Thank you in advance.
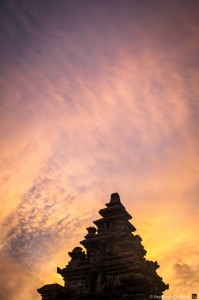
38;193;169;300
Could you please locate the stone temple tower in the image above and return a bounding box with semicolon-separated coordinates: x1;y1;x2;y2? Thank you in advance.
37;193;169;299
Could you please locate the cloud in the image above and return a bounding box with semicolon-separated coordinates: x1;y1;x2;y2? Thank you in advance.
173;263;199;293
0;250;43;300
1;175;95;269
0;0;199;298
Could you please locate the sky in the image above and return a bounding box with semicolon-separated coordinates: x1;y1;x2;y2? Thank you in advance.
0;0;199;299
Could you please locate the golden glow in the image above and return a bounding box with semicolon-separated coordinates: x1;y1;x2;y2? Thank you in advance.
0;1;199;298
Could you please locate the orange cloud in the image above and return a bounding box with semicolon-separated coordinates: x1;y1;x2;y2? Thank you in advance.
0;0;199;298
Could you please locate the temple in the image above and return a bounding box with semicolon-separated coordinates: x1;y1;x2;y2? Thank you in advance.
37;193;169;299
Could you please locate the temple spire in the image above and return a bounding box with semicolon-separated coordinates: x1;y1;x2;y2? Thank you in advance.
38;193;169;300
110;192;120;203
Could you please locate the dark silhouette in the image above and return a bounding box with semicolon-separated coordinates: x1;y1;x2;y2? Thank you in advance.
38;193;169;299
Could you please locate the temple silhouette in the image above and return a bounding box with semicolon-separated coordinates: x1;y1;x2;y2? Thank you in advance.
37;193;169;299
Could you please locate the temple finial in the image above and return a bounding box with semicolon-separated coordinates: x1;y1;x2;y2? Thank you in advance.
110;192;120;203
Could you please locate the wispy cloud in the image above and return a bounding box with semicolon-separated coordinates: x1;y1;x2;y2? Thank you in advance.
0;0;199;298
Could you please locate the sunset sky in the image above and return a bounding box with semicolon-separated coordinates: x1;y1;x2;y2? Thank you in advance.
0;0;199;299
